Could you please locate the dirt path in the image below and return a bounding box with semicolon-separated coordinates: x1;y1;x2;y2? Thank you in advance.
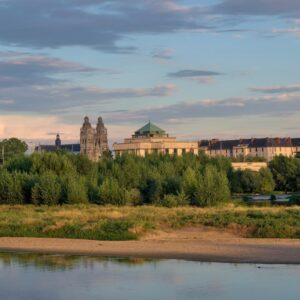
0;227;299;264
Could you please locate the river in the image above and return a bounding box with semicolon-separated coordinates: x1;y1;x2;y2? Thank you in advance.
0;253;299;300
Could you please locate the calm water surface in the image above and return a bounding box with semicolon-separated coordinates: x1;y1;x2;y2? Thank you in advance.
0;253;299;300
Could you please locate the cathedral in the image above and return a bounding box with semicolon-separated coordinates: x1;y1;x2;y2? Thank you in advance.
80;116;109;161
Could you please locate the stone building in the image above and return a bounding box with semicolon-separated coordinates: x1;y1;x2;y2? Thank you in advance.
199;137;300;162
35;134;80;154
113;121;198;156
80;116;108;161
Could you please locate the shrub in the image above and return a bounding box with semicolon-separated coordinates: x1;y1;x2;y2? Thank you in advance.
61;176;88;204
0;170;23;204
194;165;230;207
31;172;61;205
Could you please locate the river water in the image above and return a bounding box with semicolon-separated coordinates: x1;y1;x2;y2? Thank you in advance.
0;253;299;300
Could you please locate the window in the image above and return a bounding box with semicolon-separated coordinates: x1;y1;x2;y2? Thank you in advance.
182;149;186;155
174;148;178;155
165;148;169;154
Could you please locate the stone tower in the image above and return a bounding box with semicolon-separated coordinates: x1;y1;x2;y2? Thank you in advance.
55;134;61;149
80;116;108;161
95;117;109;157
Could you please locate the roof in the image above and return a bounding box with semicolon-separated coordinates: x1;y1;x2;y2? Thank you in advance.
201;137;298;151
292;138;300;147
134;122;166;136
35;144;80;153
61;144;80;152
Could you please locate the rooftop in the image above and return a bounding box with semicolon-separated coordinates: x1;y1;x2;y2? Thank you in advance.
134;122;166;137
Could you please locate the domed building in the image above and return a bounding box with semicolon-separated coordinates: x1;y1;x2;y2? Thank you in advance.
113;121;198;157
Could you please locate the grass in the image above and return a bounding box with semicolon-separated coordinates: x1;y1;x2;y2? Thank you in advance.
0;204;299;240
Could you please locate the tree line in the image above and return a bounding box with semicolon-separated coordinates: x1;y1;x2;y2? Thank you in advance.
0;147;299;207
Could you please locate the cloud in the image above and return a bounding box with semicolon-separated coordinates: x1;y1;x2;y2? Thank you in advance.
106;93;300;124
250;84;300;94
214;0;300;15
272;27;300;38
0;84;176;113
0;0;207;52
152;48;174;60
0;51;176;114
167;69;223;84
288;19;300;24
0;52;97;87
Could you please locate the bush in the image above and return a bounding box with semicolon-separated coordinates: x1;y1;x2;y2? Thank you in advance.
61;176;88;204
157;192;189;208
194;165;230;207
289;195;300;206
31;172;61;205
0;170;23;204
98;178;128;206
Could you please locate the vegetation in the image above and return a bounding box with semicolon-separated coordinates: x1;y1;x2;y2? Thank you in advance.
0;205;299;240
0;139;299;240
0;138;28;163
2;150;297;207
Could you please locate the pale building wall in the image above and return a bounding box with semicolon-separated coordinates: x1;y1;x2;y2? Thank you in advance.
113;138;198;157
202;145;295;161
232;162;268;172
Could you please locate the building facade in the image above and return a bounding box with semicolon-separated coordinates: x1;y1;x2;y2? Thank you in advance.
113;122;198;156
199;137;300;162
80;116;108;161
35;134;80;154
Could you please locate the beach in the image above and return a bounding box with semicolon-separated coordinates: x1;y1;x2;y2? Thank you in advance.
0;227;299;264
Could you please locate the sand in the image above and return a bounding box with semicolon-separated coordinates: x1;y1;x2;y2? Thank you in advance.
0;227;299;264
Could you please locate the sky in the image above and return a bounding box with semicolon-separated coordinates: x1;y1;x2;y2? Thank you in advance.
0;0;300;144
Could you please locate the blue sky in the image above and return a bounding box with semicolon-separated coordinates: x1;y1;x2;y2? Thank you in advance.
0;0;300;142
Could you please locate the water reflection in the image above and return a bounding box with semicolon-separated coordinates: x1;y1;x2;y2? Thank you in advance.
0;253;299;300
0;253;157;271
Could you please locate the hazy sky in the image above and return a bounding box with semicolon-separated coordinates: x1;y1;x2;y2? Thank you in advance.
0;0;300;143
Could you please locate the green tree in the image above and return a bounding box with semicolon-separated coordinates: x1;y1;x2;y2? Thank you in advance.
0;138;28;163
269;156;299;192
194;165;230;207
182;167;198;203
0;170;23;204
31;172;61;205
98;178;128;206
61;176;88;204
258;168;275;194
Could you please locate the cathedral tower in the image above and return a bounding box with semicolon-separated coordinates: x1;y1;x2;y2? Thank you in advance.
80;116;108;161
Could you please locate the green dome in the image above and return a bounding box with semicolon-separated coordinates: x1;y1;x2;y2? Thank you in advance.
134;122;166;136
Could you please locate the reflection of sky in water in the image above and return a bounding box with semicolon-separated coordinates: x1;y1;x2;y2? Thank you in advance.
0;253;299;300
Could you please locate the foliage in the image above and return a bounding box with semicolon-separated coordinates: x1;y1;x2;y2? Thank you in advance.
269;155;300;192
0;205;298;240
194;165;230;206
0;138;28;163
31;172;61;205
0;151;297;206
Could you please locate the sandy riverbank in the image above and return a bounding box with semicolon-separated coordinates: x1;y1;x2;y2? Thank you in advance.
0;227;299;264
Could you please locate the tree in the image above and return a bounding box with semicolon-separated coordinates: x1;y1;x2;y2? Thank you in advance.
194;165;230;207
98;178;128;206
31;172;61;205
140;175;162;204
258;168;275;194
239;169;260;193
61;176;88;204
182;167;198;203
0;170;23;204
269;156;299;192
0;138;28;163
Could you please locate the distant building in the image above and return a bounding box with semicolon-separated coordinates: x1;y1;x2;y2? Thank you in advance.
113;121;198;156
199;137;300;161
35;134;80;154
80;116;109;161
